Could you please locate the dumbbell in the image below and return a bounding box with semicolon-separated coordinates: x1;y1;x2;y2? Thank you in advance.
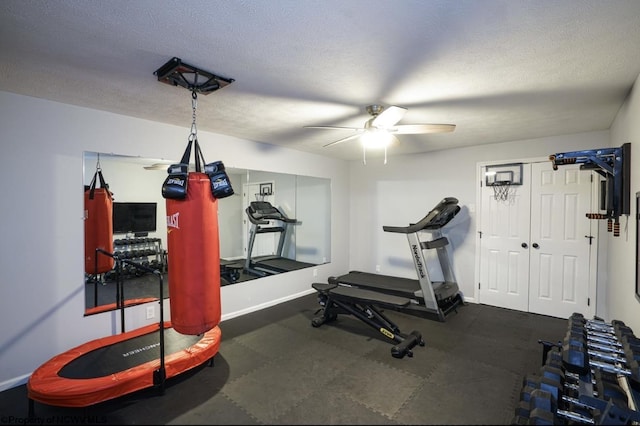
511;402;532;424
544;346;563;369
613;322;635;340
562;336;590;375
533;367;621;425
521;371;564;405
621;335;640;360
593;369;628;408
513;386;560;425
566;343;632;376
527;388;560;425
518;365;605;424
570;314;629;346
564;327;632;372
575;314;629;335
103;270;117;282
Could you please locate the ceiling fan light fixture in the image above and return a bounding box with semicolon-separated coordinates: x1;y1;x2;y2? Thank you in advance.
361;130;394;149
305;104;455;155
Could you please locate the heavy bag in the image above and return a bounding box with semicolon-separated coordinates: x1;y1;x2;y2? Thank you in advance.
84;170;114;274
165;172;221;335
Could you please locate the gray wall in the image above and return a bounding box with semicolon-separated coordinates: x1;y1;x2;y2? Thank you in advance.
0;91;350;390
1;70;639;392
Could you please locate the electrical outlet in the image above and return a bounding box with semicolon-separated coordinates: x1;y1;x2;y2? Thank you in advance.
375;265;381;273
146;306;155;319
313;268;318;277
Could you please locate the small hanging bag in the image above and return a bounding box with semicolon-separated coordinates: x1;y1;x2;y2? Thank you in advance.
84;161;115;274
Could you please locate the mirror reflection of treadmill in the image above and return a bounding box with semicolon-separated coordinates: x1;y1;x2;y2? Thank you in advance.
330;197;464;321
244;201;316;277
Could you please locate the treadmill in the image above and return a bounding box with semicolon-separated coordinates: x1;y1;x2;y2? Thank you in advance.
244;201;315;277
330;197;464;321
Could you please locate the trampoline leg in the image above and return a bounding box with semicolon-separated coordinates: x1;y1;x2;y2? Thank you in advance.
154;367;167;395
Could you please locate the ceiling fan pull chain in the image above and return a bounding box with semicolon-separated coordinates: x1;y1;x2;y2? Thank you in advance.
362;144;367;165
384;146;387;165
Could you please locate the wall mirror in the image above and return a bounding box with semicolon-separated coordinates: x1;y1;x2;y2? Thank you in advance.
83;151;331;316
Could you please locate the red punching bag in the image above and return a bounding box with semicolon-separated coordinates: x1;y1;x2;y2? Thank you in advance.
84;165;115;274
163;138;234;335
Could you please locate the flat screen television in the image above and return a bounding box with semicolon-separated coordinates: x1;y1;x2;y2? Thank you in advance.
112;202;157;234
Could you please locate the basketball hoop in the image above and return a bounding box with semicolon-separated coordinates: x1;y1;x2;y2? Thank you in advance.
492;181;512;202
485;163;522;203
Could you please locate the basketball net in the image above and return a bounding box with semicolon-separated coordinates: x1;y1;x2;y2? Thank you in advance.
492;181;512;202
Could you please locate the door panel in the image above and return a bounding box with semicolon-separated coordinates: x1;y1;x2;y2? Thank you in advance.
479;164;531;312
528;162;593;318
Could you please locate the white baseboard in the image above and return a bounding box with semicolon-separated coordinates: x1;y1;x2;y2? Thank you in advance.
221;289;315;322
0;373;30;393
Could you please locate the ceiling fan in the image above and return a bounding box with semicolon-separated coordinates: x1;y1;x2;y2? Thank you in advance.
304;104;456;148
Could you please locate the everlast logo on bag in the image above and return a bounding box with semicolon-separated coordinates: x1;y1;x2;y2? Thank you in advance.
213;178;229;190
167;212;180;230
167;177;185;186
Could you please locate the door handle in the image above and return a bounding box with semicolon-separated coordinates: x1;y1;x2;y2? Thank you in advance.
532;243;539;249
521;243;528;249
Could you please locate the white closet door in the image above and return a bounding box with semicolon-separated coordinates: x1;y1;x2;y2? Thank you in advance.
478;160;595;319
479;163;531;312
528;161;594;318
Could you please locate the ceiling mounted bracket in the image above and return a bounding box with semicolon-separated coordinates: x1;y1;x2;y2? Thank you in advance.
154;57;235;95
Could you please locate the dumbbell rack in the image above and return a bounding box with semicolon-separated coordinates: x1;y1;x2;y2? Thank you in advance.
111;237;165;278
513;313;640;425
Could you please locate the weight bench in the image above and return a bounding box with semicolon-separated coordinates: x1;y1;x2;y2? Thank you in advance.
311;282;425;359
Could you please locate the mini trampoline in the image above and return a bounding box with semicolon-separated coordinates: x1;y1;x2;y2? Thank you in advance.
27;321;220;409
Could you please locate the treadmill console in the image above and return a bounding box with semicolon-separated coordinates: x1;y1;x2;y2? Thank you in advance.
246;201;296;224
383;197;460;234
423;197;460;230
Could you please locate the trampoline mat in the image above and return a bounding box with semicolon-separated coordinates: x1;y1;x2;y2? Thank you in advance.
27;322;221;408
59;328;201;379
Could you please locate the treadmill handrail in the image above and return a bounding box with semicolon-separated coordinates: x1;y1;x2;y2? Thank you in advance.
383;197;460;234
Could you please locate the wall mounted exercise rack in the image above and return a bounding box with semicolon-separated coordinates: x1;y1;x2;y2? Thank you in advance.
549;143;631;237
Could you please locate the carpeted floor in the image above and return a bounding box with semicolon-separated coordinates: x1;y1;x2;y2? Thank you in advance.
0;293;568;425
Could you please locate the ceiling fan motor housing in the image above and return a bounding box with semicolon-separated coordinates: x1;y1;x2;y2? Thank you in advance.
366;104;385;117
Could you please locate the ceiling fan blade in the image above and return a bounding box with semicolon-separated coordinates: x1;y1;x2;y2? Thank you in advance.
323;132;364;147
391;124;456;134
371;106;407;127
303;125;362;131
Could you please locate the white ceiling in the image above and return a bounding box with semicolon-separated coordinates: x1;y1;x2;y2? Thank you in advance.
2;0;640;162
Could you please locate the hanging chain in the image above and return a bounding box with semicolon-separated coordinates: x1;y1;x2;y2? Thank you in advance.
96;152;102;171
189;89;198;142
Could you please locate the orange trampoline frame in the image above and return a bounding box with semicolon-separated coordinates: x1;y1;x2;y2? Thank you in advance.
27;321;221;409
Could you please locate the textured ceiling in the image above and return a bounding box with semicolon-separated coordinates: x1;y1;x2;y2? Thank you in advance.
2;0;640;161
